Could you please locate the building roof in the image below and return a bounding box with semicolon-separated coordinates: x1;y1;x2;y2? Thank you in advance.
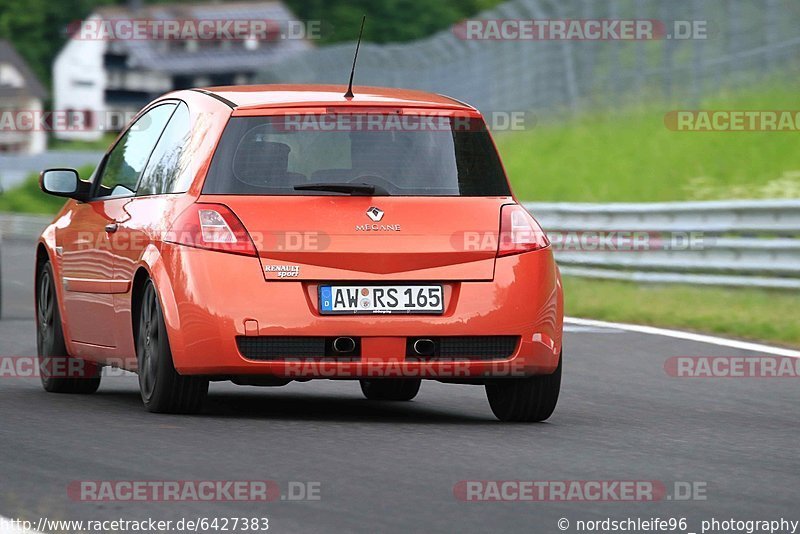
91;1;312;75
0;40;47;99
198;84;477;110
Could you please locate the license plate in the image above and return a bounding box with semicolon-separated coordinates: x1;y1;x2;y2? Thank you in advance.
319;285;444;315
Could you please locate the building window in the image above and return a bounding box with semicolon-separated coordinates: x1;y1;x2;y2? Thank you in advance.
83;109;94;129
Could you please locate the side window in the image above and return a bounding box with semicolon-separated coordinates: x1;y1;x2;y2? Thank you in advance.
137;103;191;196
94;103;176;199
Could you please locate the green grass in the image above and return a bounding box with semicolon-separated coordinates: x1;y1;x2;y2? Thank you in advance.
496;85;800;202
0;165;94;214
0;175;67;214
495;83;800;345
564;276;800;348
48;133;118;152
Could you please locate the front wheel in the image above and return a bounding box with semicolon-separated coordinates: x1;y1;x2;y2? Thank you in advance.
485;354;562;422
360;379;421;401
37;261;101;394
136;279;208;413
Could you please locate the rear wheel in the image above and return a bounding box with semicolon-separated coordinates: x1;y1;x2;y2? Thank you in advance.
37;261;101;394
136;279;208;413
485;354;561;422
360;378;421;401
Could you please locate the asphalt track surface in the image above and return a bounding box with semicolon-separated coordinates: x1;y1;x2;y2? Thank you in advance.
1;238;798;533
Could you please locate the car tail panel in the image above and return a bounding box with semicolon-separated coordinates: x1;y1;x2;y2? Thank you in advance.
199;195;510;280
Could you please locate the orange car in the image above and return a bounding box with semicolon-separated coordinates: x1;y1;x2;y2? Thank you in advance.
35;85;563;421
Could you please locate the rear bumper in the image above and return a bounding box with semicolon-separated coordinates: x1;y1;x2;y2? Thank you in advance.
157;243;563;378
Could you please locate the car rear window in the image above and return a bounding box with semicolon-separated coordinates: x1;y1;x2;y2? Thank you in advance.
202;114;511;196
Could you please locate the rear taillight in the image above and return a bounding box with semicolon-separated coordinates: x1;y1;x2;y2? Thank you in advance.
497;204;550;257
166;203;257;257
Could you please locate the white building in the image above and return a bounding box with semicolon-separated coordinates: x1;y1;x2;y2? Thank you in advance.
53;1;312;141
0;40;47;154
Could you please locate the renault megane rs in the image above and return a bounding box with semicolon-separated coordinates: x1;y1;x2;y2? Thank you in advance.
35;85;563;421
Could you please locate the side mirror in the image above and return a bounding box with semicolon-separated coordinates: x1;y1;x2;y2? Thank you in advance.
39;168;86;200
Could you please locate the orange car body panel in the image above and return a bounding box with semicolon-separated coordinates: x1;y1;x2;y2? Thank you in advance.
37;84;563;379
158;242;562;377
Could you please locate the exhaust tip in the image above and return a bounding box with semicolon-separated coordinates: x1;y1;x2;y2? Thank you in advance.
413;338;436;356
332;336;356;354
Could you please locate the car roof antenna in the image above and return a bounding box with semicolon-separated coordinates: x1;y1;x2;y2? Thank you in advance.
344;15;366;99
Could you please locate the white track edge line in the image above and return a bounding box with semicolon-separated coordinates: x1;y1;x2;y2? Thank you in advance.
564;317;800;358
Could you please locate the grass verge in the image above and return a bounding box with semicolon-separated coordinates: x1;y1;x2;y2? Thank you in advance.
0;166;94;214
496;85;800;202
48;133;118;151
564;276;800;348
0;175;67;214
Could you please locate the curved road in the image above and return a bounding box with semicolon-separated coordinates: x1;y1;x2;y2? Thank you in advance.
1;239;798;533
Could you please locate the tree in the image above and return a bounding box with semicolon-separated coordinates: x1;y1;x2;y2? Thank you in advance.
0;0;504;89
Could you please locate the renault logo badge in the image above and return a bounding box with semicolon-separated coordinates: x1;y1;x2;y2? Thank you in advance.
366;207;384;222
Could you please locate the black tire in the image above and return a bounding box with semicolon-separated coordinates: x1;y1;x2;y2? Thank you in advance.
485;353;562;422
37;261;101;394
359;378;421;401
136;279;208;413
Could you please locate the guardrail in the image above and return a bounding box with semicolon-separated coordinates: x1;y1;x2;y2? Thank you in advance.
524;200;800;289
0;213;51;241
3;200;799;289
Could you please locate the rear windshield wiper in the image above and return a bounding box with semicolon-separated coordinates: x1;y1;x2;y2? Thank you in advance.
293;182;388;196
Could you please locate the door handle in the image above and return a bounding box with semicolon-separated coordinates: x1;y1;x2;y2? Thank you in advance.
105;223;118;233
